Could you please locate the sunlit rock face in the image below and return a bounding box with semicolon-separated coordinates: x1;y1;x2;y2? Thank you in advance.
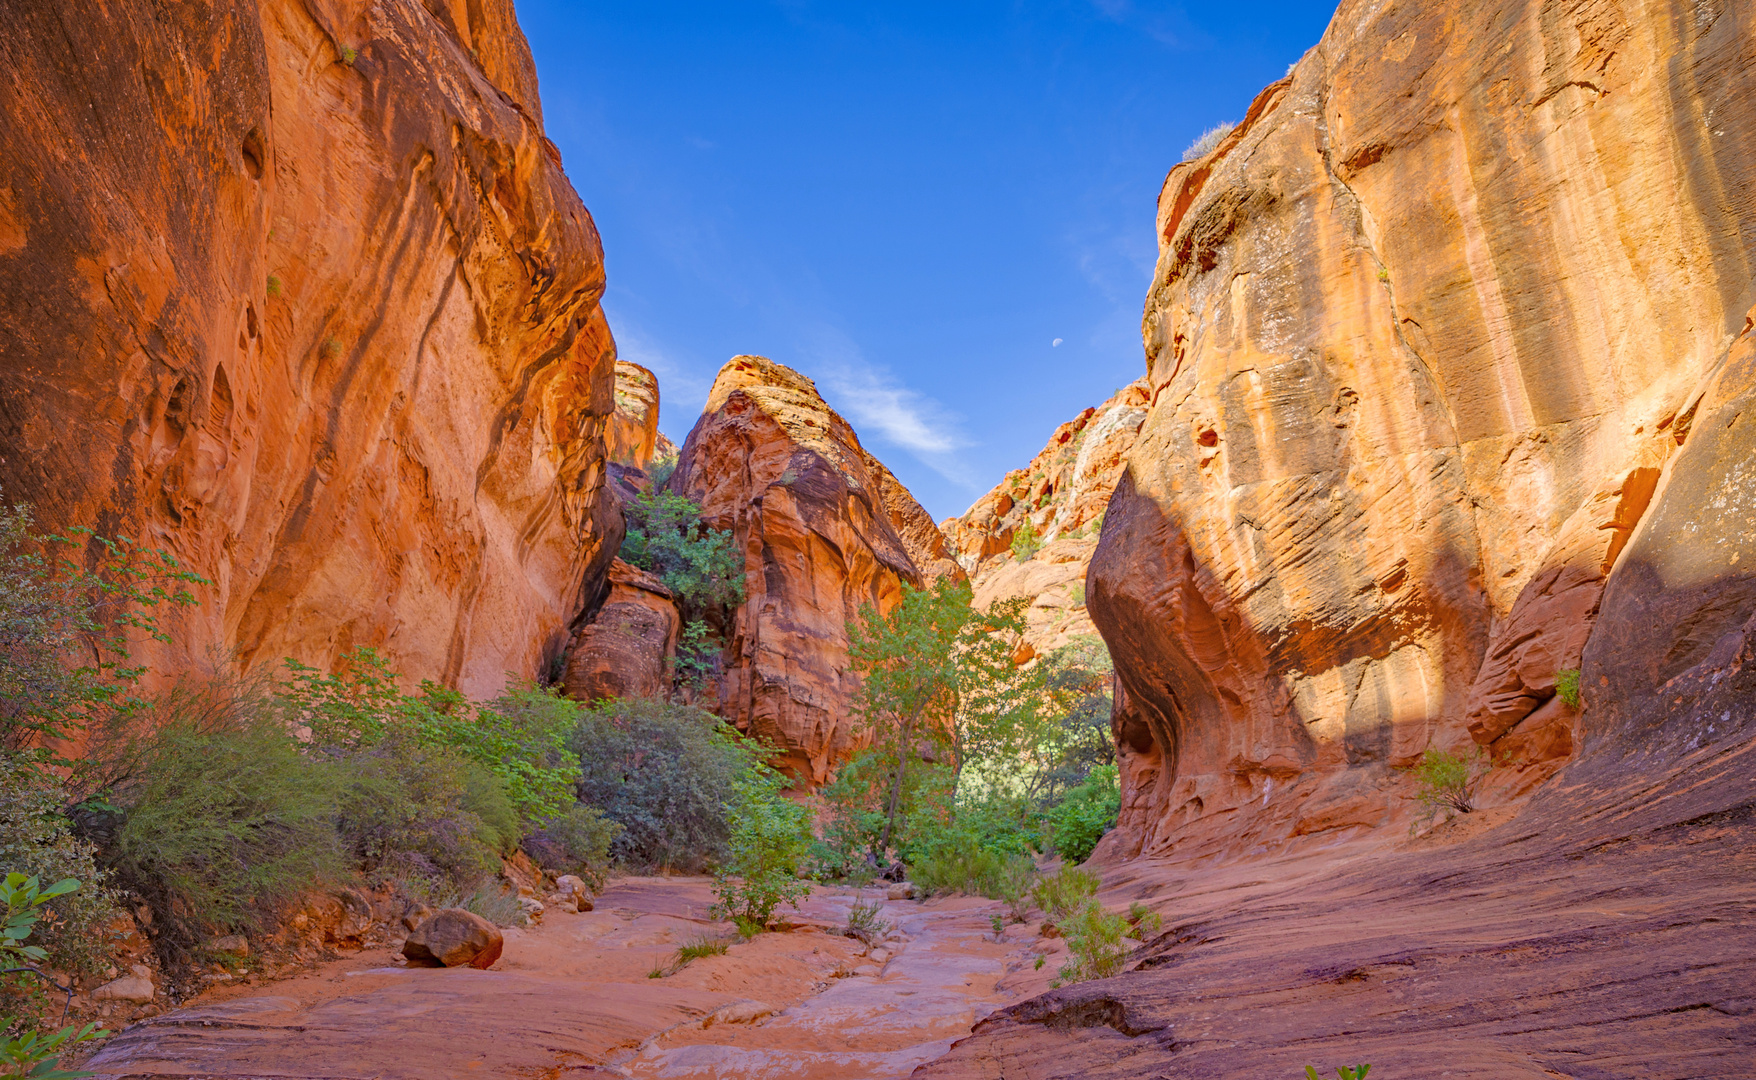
1088;0;1756;861
670;355;963;785
941;379;1150;664
0;0;622;696
605;362;661;470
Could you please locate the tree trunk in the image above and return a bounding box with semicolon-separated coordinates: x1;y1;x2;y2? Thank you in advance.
878;708;917;853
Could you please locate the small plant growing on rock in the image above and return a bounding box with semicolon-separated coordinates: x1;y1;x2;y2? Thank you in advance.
988;913;1006;941
676;935;729;964
320;337;343;359
1053;900;1129;986
1556;667;1582;708
843;899;890;946
1010;522;1040;563
341;45;358;65
1125;901;1162;939
266;275;282;298
1306;1066;1370;1080
1031;865;1100;925
1406;745;1489;833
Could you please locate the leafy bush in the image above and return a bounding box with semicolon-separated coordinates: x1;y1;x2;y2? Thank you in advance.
1181;121;1234;161
618;488;744;612
674;620;720;692
1009;522;1040;562
523;804;621;892
332;733;513;889
1306;1067;1371;1080
1031;865;1100;923
1406;746;1488;832
1055;899;1129;986
1125;901;1163;939
571;698;747;870
0;758;116;983
711;751;812;927
1;873;107;1078
102;705;346;938
1043;764;1118;864
1555;668;1582;708
843;900;890;946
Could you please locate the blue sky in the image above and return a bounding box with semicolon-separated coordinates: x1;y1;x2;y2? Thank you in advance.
518;1;1336;519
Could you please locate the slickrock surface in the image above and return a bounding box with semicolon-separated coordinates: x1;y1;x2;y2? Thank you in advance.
608;361;664;469
83;878;1038;1080
0;0;621;696
671;356;963;784
1087;0;1756;859
941;380;1150;662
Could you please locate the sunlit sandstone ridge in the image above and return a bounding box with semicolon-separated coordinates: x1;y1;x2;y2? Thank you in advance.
670;355;964;785
1078;0;1756;859
0;0;622;695
940;379;1150;663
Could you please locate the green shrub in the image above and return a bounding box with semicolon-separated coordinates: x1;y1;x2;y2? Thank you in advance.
1054;899;1129;986
1069;583;1085;607
571;698;746;870
911;844;1036;901
332;733;512;890
1009;522;1040;563
447;881;524;928
524;804;621;892
843;900;889;946
711;750;812;926
1306;1067;1371;1080
1555;668;1582;708
0;873;107;1077
646;458;677;489
1406;746;1488;832
0;758;117;984
416;680;581;825
1031;865;1100;923
1043;764;1118;864
618;488;744;612
675;620;719;692
677;935;728;963
103;705;345;939
1125;901;1162;939
265;275;282;298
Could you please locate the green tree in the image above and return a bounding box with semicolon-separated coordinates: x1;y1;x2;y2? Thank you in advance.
847;580;1040;852
710;745;813;928
618;488;744;612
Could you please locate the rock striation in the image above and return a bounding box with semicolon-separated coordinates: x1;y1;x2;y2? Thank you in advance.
561;557;679;703
1083;0;1756;861
0;0;621;697
941;380;1150;663
605;361;662;470
670;355;962;784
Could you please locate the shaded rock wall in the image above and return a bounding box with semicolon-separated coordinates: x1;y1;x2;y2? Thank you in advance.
561;557;679;703
0;0;621;696
941;379;1150;662
671;355;962;784
1087;0;1756;860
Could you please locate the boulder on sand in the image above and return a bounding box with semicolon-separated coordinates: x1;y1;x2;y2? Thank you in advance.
401;909;503;969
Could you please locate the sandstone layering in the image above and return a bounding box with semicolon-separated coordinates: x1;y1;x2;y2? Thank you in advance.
941;379;1151;664
670;355;963;784
0;0;622;696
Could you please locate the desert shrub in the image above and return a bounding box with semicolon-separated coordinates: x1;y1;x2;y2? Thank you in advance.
102;707;345;940
332;734;513;889
0;758;117;984
674;620;720;692
711;750;812;926
1182;121;1235;161
646;457;677;489
843;899;890;946
1009;522;1040;563
0;873;107;1070
912;844;1036;901
448;880;524;928
523;804;621;892
1555;668;1582;708
1406;746;1488;832
416;680;581;825
1031;865;1100;923
1069;583;1085;607
1043;764;1119;864
571;698;746;870
1125;901;1163;939
618;488;744;612
1307;1067;1371;1080
1055;899;1130;985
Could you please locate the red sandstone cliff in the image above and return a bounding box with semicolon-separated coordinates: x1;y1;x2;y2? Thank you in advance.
941;379;1150;662
605;361;662;470
0;0;621;695
920;0;1756;1074
670;355;963;784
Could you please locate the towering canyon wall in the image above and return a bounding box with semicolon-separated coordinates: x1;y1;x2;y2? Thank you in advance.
1087;0;1756;860
942;379;1150;662
671;355;962;784
0;0;622;696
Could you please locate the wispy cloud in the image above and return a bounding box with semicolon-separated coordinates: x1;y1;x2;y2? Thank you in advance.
795;325;978;488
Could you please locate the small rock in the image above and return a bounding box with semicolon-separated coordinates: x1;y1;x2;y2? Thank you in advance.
208;934;249;958
519;896;545;919
401;901;433;931
852;963;882;977
868;947;891;964
886;882;916;901
555;874;587;898
93;975;154;1002
401;909;504;969
705;1000;775;1026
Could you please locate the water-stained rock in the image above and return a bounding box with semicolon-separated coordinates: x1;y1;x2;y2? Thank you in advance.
0;0;622;698
1087;0;1756;861
670;355;962;784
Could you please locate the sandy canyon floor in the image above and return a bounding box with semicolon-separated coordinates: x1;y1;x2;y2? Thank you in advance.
79;878;1060;1080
